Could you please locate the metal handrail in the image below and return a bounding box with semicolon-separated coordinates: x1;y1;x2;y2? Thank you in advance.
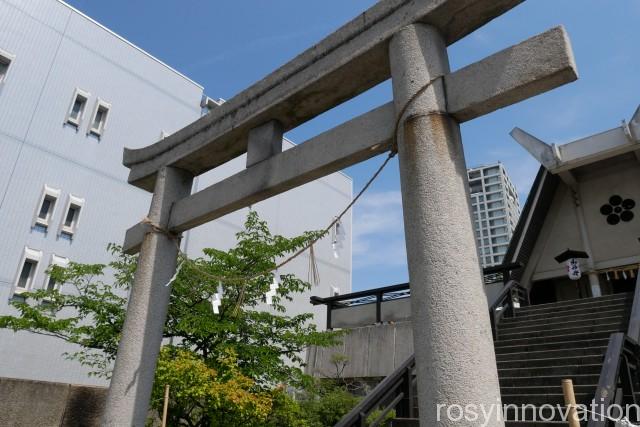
334;355;416;427
588;274;640;427
587;334;640;427
626;273;640;342
488;280;530;340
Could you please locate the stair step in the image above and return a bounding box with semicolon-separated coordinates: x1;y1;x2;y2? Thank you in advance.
388;294;634;426
501;384;597;395
500;307;630;326
494;338;610;354
509;302;632;323
518;292;632;308
505;422;570;426
502;393;593;407
495;330;618;347
499;314;629;334
499;374;601;388
497;321;626;340
502;393;592;406
503;406;589;423
496;346;607;362
498;363;602;377
497;355;603;370
515;294;631;315
391;419;418;427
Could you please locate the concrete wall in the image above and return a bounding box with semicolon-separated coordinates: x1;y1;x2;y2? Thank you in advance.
0;0;352;387
306;322;414;379
521;153;640;285
0;377;106;427
308;280;507;378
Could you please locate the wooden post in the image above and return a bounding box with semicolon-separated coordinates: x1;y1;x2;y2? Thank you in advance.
562;379;580;427
162;384;170;427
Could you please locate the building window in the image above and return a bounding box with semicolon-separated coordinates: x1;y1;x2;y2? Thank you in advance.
66;88;90;127
33;185;61;229
485;167;499;176
470;183;482;194
0;48;15;84
88;99;110;137
44;255;69;291
14;247;43;293
468;171;481;179
59;194;85;237
492;226;508;235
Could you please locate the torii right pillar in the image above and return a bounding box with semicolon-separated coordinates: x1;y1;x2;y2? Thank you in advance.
390;24;503;426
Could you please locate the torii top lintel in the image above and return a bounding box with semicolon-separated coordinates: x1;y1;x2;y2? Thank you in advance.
123;0;526;192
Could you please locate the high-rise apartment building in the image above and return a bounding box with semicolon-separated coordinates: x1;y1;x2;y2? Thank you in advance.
467;163;520;267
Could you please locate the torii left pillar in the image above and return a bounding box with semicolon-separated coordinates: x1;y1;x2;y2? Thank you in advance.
103;166;193;426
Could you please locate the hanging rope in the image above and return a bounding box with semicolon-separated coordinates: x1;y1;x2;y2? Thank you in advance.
308;244;321;287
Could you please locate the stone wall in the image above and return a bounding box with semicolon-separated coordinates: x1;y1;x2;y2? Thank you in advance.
0;377;106;427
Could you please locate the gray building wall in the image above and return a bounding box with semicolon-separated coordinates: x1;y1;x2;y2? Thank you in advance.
0;0;351;386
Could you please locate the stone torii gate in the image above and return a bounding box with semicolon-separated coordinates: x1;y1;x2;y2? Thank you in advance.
103;1;578;425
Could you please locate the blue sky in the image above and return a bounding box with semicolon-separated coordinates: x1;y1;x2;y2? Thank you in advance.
66;0;640;291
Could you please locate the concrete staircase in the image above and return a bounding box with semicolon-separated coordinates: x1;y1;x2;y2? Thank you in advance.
391;292;633;426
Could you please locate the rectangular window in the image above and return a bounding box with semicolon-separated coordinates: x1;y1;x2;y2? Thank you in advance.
484;166;499;176
66;88;90;127
470;183;482;194
33;185;61;229
484;176;500;184
44;255;69;291
492;226;508;235
14;247;42;294
88;99;110;137
0;48;15;84
59;194;85;237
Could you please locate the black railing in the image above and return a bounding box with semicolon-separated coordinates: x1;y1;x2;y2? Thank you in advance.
588;274;640;427
311;263;523;330
334;355;416;427
311;283;410;330
587;334;640;427
488;280;530;340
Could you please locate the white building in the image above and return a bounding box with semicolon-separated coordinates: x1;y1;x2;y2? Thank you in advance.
467;163;520;267
0;0;351;386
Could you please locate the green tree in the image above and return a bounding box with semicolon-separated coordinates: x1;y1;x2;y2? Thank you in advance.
0;211;343;425
152;347;272;427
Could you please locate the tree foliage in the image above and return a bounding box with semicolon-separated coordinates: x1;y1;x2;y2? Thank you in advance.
152;347;272;427
0;211;348;425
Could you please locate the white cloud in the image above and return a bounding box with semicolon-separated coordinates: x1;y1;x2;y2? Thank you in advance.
353;190;403;238
352;190;407;269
